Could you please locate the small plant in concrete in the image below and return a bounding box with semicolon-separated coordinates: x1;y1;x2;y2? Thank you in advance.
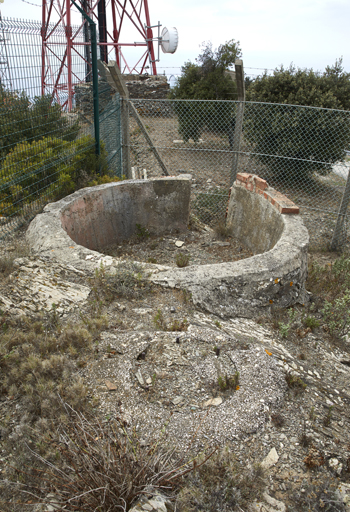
271;413;285;427
153;310;188;332
309;406;317;421
217;372;240;392
136;223;150;239
153;309;167;330
285;372;307;395
213;220;230;240
303;316;320;330
214;319;222;329
175;252;190;268
323;405;333;427
278;308;296;338
168;318;189;332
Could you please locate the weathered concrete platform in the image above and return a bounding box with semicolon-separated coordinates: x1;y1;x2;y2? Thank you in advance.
26;174;309;318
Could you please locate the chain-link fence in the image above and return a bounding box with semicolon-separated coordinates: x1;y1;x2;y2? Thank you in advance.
0;17;122;239
127;98;350;251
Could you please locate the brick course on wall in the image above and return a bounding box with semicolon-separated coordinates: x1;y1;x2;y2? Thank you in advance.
235;173;300;214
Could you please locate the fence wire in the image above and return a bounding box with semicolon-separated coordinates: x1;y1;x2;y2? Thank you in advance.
0;17;122;239
128;98;350;251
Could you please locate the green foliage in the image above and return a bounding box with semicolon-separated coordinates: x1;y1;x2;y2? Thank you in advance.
0;135;112;216
169;40;241;144
323;405;333;427
244;60;350;182
0;87;79;159
308;255;350;338
304;316;320;330
321;292;350;337
278;308;296;338
135;223;150;239
218;372;239;391
175;252;190;268
285;373;307;395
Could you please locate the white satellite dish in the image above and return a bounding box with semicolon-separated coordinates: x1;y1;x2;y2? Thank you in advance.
161;27;178;54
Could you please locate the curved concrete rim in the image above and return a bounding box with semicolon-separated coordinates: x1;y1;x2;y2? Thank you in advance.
26;178;309;318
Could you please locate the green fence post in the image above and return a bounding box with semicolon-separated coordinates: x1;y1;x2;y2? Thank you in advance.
70;0;100;157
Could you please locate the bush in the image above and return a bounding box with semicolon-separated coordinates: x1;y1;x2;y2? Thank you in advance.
245;60;350;182
169;41;241;145
0;135;111;216
0;87;79;159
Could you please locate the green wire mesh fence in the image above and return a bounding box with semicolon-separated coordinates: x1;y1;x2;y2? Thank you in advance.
0;17;122;239
128;98;350;251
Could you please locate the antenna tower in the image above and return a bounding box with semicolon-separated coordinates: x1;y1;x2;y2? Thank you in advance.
41;0;158;109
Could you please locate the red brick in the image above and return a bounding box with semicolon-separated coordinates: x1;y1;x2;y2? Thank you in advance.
280;205;299;214
236;173;251;183
254;176;268;190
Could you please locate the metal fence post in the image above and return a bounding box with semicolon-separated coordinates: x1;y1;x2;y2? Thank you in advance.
230;59;245;186
331;168;350;251
70;0;100;157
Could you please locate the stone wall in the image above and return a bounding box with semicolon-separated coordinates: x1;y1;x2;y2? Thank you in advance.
74;74;170;118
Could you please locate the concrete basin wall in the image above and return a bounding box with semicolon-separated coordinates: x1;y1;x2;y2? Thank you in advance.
60;178;191;251
152;174;309;318
26;174;309;319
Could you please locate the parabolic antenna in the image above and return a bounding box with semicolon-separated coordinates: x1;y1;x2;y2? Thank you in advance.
161;27;178;54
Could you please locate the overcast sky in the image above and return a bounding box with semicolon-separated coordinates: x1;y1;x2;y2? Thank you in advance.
1;0;349;79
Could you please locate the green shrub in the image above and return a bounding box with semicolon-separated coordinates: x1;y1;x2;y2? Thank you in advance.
0;135;111;216
321;292;350;337
0;87;79;159
245;61;350;182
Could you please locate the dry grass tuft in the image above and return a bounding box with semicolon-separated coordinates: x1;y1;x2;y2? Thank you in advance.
12;403;216;512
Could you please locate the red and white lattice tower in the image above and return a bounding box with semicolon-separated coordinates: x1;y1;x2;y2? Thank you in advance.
41;0;160;110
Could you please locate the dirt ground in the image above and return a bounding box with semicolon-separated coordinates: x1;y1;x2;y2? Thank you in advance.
1;223;350;511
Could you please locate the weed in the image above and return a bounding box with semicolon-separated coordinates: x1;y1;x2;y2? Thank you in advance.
174;288;192;304
309;406;317;421
304;446;325;469
153;310;188;332
214;319;222;329
322;293;350;337
279;321;290;338
278;308;297;338
271;413;285;427
14;403;216;512
177;447;266;511
217;372;240;392
304;316;320;330
153;309;167;330
300;433;313;448
323;406;333;427
290;477;346;511
175;252;190;268
213;220;230;240
285;372;307;395
147;257;157;264
90;261;151;302
0;242;31;278
136;223;150;239
168;319;189;332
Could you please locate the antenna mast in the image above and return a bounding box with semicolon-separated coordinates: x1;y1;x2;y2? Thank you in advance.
41;0;158;109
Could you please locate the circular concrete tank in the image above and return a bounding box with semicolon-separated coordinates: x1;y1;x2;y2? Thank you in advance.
26;175;309;318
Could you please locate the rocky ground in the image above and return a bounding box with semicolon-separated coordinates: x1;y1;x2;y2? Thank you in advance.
0;226;350;512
